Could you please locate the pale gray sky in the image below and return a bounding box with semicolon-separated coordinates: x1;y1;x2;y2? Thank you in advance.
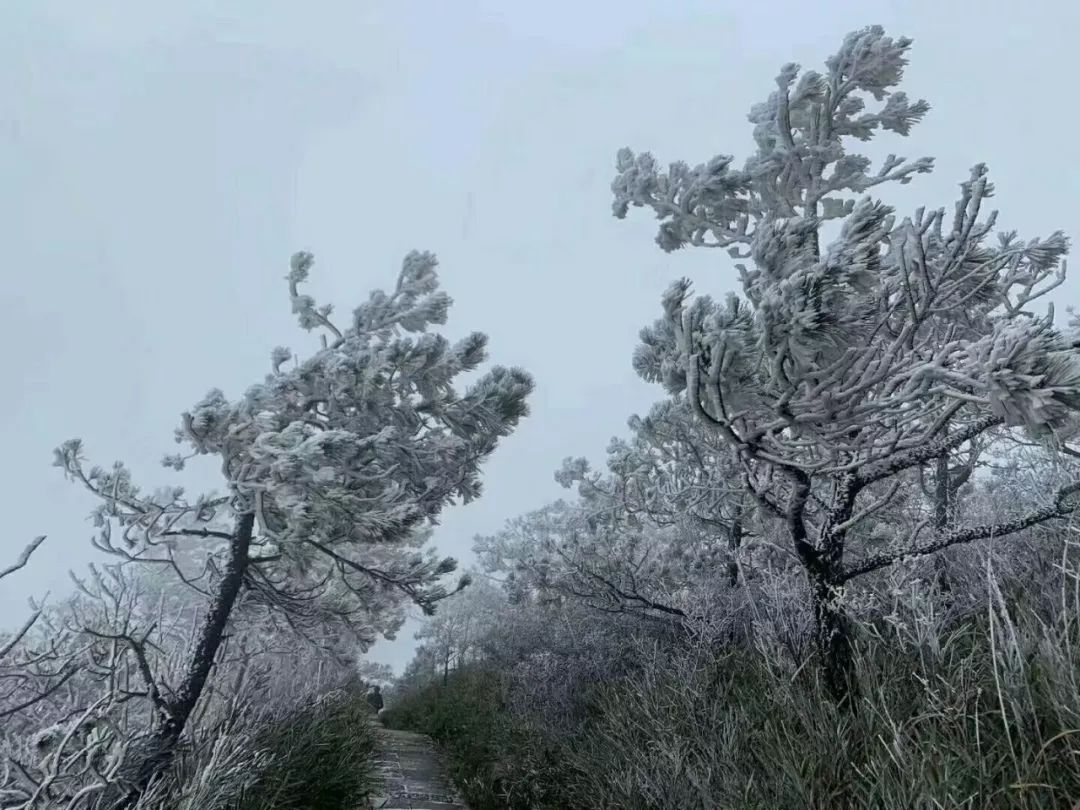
3;1;1077;671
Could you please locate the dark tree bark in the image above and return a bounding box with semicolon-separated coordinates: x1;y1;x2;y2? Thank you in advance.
160;511;254;743
727;502;744;588
789;472;860;705
929;438;979;603
113;512;254;806
810;575;856;704
934;451;951;530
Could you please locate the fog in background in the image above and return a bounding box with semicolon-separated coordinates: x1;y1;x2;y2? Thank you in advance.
3;0;1077;672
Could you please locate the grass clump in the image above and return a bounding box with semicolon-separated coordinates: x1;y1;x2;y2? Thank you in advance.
231;686;378;810
387;586;1080;809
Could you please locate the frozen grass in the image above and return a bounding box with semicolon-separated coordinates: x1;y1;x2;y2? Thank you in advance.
129;685;377;810
388;545;1080;809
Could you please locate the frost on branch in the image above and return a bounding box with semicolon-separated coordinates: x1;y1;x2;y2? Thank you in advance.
56;249;533;618
617;26;1077;467
612;26;933;254
613;26;1080;697
45;248;533;794
479;399;748;623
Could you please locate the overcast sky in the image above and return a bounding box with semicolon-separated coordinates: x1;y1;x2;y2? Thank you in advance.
3;0;1078;671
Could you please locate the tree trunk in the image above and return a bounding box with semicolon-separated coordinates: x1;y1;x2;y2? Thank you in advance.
810;572;856;705
119;512;254;803
932;449;965;604
798;473;859;706
727;503;744;588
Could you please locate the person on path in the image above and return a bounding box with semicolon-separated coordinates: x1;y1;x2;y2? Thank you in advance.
366;684;384;714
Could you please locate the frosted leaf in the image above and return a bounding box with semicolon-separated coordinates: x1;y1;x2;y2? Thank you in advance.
161;453;186;471
288;251;314;283
271;346;292;373
454;332;489;371
820;197;856;220
555;457;590;489
253;411;279;434
399;250;439;294
312;466;337;485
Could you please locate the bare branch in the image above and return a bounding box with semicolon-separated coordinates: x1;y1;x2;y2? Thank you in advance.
1;536;46;581
854;415;1003;487
842;480;1080;581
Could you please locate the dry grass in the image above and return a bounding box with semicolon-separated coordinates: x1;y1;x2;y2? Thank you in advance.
391;539;1080;809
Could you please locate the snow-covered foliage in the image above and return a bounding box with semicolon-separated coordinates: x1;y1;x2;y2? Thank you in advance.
612;25;1080;695
476;398;756;626
394;567;649;744
620;27;1076;458
0;553;370;809
379;27;1080;806
0;538;51;703
3;249;533;804
357;659;395;688
408;576;505;684
56;250;532;620
404;27;1080;707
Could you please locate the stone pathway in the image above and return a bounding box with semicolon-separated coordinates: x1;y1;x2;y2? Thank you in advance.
368;721;469;809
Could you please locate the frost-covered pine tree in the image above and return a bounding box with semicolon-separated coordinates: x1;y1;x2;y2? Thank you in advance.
475;398;751;627
557;398;749;593
53;249;533;793
613;26;1080;699
411;575;503;685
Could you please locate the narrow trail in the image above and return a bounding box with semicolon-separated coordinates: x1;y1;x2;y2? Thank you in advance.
367;721;469;809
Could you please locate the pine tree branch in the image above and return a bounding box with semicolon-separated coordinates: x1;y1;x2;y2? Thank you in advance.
82;626;171;721
841;480;1080;581
854;414;1003;488
0;536;45;581
161;528;234;541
